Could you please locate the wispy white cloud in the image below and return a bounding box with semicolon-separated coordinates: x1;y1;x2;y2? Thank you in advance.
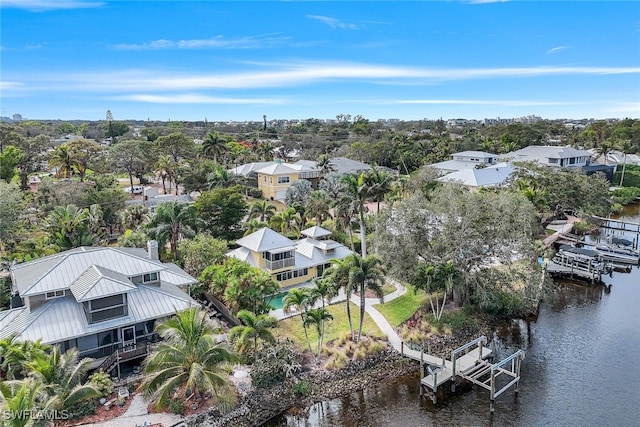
306;15;358;30
111;34;289;50
5;63;640;93
392;99;575;107
606;102;640;114
111;94;286;105
1;0;104;11
547;46;568;54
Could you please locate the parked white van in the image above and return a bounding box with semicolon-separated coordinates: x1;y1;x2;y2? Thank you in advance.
124;185;144;195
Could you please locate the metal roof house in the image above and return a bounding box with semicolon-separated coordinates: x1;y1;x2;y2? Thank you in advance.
227;226;352;291
429;151;499;174
502;146;592;168
437;162;514;190
0;241;199;374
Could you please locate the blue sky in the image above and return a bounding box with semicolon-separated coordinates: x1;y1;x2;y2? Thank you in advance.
1;1;639;122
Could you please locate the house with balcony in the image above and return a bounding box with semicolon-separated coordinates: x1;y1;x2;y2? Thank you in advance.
0;241;199;375
227;226;352;291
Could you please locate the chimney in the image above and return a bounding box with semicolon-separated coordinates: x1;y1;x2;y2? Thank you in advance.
147;240;159;261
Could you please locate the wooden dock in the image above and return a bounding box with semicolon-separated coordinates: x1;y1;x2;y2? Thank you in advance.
401;336;524;411
592;215;640;237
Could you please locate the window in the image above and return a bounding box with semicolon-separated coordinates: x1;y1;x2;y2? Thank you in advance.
83;294;128;324
569;157;576;165
277;176;290;184
264;176;267;182
275;268;308;282
45;290;65;299
548;158;558;164
143;272;158;283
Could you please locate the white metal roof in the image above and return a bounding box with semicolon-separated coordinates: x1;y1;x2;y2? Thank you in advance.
11;246;196;297
235;227;296;252
437;163;514;187
300;226;332;239
70;266;137;302
0;283;198;344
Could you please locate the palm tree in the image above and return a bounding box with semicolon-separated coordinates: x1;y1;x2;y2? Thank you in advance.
316;154;333;178
139;308;237;411
48;144;78;179
305;190;332;226
242;218;268;236
310;277;337;309
155;154;174;194
304;308;334;359
324;257;356;339
616;139;634;186
26;347;100;411
0;378;47;427
119;204;151;231
228;310;278;361
347;254;386;342
249;200;276;222
269;207;299;237
0;337;49;380
283;288;314;353
366;166;391;214
44;204;96;250
146;201;202;260
595;140;615;165
202;132;229;164
341;173;371;257
333;192;360;252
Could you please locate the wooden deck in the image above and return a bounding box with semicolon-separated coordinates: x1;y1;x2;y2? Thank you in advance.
401;336;524;411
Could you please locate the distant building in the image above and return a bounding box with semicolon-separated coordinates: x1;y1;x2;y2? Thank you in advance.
12;113;22;122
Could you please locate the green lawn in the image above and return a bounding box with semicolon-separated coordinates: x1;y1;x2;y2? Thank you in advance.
374;284;429;328
275;302;384;352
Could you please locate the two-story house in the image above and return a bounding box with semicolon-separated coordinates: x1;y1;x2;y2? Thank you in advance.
0;241;199;373
227;226;352;291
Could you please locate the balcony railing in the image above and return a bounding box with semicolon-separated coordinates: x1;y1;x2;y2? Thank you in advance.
265;258;295;270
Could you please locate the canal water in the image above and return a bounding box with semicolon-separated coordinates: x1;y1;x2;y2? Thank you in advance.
267;204;640;427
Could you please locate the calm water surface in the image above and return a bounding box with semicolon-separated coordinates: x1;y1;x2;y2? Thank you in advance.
267;205;640;427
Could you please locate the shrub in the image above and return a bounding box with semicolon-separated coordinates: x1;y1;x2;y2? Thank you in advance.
291;380;311;396
325;351;347;370
572;220;594;235
250;339;302;389
89;370;114;399
67;399;98;419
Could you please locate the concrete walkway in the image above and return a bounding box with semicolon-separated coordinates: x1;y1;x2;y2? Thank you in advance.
89;394;183;427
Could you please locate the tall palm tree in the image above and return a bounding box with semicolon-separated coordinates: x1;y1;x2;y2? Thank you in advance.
304;307;334;359
366;166;391;214
595;140;615;165
155;154;175;194
48;144;78;179
146;201;202;260
228;310;278;361
310;277;337;309
283;288;314;353
324;257;356;339
139;308;237;411
26;347;100;411
269;207;299;237
347;254;386;342
616;139;634;186
202;132;229;165
341;173;371;257
249;200;276;222
333;192;360;252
